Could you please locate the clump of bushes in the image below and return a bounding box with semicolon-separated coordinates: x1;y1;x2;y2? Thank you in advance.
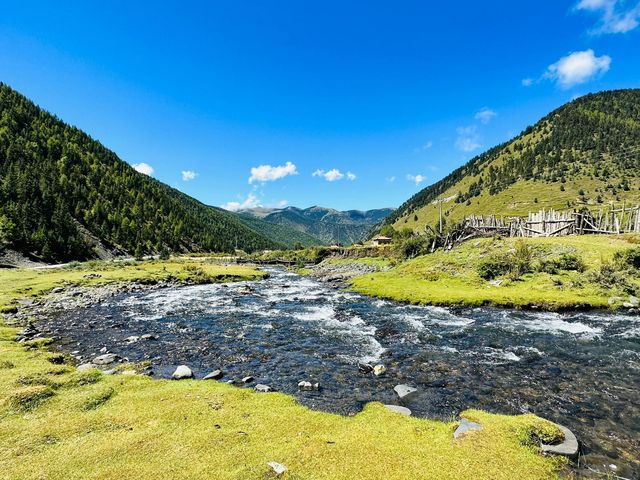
588;262;638;295
613;247;640;270
477;240;532;280
537;253;585;274
395;236;431;260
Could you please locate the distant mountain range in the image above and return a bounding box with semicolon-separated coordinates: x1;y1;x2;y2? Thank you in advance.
381;89;640;233
240;206;394;245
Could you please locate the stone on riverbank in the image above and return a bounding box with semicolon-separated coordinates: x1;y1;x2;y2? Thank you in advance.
255;384;273;393
373;364;387;376
92;353;119;365
540;424;579;459
77;363;98;372
242;376;255;384
384;405;411;416
203;370;224;380
267;462;287;476
454;418;483;439
172;365;193;380
394;384;417;399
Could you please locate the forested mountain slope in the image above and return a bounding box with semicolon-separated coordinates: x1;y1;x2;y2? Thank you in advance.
235;211;324;248
383;89;640;232
242;206;394;245
0;83;280;261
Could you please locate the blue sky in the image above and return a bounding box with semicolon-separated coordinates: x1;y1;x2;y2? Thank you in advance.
1;1;639;211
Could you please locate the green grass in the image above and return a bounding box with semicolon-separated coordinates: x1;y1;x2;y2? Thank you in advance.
0;259;569;479
326;257;392;268
351;235;640;310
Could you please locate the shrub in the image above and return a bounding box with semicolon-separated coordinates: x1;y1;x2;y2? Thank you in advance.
538;253;585;274
510;240;533;279
613;247;640;270
588;262;637;295
477;255;512;280
395;236;430;260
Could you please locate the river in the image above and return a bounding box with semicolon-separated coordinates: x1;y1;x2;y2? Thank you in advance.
41;268;640;478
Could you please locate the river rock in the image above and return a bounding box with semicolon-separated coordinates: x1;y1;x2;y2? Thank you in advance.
255;384;273;393
454;418;483;439
394;384;417;399
358;363;374;374
172;365;194;380
373;364;387;376
384;405;412;416
541;424;579;459
93;353;119;365
267;462;287;476
242;376;255;384
298;380;320;391
629;295;639;307
125;335;140;344
203;370;224;380
77;363;98;372
141;334;157;341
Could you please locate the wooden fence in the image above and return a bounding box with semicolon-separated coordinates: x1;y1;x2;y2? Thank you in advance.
461;205;640;239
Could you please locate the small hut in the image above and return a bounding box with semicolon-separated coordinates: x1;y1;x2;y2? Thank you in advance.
371;235;392;246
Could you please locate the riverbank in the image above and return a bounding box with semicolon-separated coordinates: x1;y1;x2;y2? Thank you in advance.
0;258;569;479
349;235;640;311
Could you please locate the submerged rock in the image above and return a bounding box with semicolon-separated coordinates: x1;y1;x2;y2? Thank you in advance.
203;370;224;380
384;405;411;416
454;418;483;439
394;384;417;399
172;365;194;380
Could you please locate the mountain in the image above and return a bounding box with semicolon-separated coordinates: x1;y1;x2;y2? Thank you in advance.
383;89;640;232
0;83;281;261
235;212;324;248
242;206;394;245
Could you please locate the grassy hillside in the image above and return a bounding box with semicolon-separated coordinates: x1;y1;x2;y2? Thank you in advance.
0;83;280;261
384;89;640;232
351;235;640;310
235;211;324;248
247;206;394;245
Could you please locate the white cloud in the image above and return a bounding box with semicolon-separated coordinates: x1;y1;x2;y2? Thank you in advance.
248;162;297;184
313;168;356;182
474;108;497;124
181;170;198;181
522;78;534;87
276;200;289;208
544;49;611;89
407;174;426;185
132;162;154;176
415;141;433;152
455;126;481;152
386;176;396;183
576;0;640;34
221;192;261;212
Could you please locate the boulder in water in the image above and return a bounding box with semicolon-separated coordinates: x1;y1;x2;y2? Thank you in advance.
394;384;417;399
373;364;387;376
358;363;373;374
298;380;320;391
172;365;193;380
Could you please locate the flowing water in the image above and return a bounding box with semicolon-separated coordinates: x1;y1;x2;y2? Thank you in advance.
42;268;640;478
